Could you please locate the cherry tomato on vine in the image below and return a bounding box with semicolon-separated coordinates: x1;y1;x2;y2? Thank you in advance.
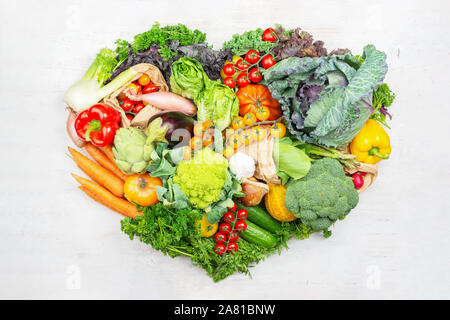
243;112;257;126
261;54;277;69
190;136;203;150
262;28;277;42
228;133;244;150
193;123;204;137
219;223;232;234
223;146;235;158
121;98;135;112
228;231;240;242
223;76;236;89
223;63;236;76
228;202;237;212
215;243;227;255
270;122;286;138
223;212;235;224
241;129;255;145
245;50;260;64
236;209;248;220
248;68;263;83
235;220;247;232
231;116;245;130
214;232;227;244
142;83;159;94
183;146;191;160
227;242;238;253
137;74;151;86
132;103;145;114
126;114;134;122
236;73;250;87
255;106;270;121
252;126;267;141
202;133;214;147
236;59;250;70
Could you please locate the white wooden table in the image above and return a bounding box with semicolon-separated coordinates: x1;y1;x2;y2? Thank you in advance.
0;0;449;299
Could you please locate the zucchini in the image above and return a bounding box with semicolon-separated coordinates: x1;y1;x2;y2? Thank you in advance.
237;203;282;233
240;220;277;248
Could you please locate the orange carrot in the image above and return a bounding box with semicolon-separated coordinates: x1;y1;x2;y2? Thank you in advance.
68;146;124;197
72;173;139;218
100;144;115;162
84;143;128;181
79;186;124;215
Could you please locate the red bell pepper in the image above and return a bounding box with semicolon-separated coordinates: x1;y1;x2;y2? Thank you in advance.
74;104;121;147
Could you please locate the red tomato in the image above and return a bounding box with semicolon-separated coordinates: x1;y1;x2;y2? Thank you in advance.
137;74;151;86
222;212;235;224
121;98;135;112
262;28;277;42
215;243;227;255
236;209;248;220
236;73;250;87
227;242;238;253
245;50;260;64
235;220;247;232
228;230;239;242
224;77;236;89
219;223;232;234
236;59;250;71
228;202;237;212
248;68;263;83
133;103;145;114
126;114;134;122
223;63;236;76
261;54;277;69
142;83;159;94
214;232;227;244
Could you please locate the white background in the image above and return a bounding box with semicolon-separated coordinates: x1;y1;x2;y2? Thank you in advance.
0;0;449;299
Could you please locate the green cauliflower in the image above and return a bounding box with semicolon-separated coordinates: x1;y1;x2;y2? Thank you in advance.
285;158;359;234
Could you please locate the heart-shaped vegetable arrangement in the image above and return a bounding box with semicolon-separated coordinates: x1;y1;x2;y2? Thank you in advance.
65;23;395;281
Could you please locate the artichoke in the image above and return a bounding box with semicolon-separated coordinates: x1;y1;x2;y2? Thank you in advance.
113;127;149;174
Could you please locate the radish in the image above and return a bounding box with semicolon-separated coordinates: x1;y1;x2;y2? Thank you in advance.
352;173;364;189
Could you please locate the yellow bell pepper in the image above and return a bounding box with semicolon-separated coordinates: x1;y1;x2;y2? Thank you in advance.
220;56;242;79
195;213;218;237
349;119;391;164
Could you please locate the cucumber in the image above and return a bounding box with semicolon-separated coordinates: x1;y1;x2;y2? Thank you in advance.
240;220;277;248
236;203;282;233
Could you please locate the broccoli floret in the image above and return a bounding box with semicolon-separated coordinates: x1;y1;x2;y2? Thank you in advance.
285;158;359;235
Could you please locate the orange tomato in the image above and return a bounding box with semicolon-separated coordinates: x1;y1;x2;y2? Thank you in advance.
228;133;244;150
270;122;286;138
231;116;245;130
193;123;204;137
183;146;191;160
252;126;267;141
190;136;203;150
202;120;214;131
202;133;214;147
236;84;281;121
255;106;270;121
137;74;151;86
223;146;235;158
243;112;257;126
241;129;255;145
124;174;162;207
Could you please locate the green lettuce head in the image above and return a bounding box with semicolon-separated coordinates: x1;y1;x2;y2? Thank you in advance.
170;57;208;100
195;81;239;131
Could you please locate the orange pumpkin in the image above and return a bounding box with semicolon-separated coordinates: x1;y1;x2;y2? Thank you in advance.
236;84;281;121
124;174;162;207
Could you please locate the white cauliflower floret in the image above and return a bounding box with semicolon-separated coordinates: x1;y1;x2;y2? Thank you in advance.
229;152;255;180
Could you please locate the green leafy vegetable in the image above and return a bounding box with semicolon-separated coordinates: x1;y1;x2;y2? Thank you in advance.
116;22;206;61
263;45;388;147
170;57;209;100
371;83;396;128
195;81;239;131
222;28;277;56
273;138;311;182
